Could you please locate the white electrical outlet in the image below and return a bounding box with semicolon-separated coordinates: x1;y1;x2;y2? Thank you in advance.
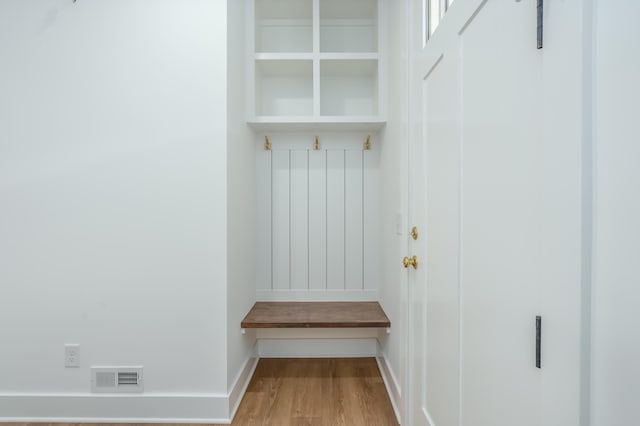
65;344;80;368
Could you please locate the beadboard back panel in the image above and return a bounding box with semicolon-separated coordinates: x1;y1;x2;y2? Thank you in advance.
256;134;381;301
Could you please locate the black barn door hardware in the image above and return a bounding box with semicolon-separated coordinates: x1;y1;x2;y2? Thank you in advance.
536;315;542;368
537;0;543;49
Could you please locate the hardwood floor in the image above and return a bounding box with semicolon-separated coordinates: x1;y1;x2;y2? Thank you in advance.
233;358;398;425
1;358;399;426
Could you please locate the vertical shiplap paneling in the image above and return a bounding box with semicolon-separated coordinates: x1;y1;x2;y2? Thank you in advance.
363;148;381;291
326;150;346;290
308;149;328;290
271;150;290;290
256;149;272;290
290;150;309;290
260;141;376;297
345;150;364;290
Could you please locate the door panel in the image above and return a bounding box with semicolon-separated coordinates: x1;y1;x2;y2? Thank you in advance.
417;53;461;426
409;0;552;425
409;0;583;423
424;54;461;426
460;1;542;424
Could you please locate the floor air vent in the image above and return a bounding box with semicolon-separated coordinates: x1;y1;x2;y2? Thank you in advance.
91;367;144;393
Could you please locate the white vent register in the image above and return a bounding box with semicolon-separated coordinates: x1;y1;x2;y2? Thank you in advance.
91;366;144;393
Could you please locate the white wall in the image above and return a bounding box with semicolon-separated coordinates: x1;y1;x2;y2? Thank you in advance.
591;1;640;425
377;0;409;421
226;0;258;409
0;0;229;420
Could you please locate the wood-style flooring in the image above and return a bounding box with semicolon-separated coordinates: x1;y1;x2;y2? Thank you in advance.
1;357;399;426
233;358;398;425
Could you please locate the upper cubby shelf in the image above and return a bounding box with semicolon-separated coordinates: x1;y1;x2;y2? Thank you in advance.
255;0;313;53
248;0;385;129
320;0;378;53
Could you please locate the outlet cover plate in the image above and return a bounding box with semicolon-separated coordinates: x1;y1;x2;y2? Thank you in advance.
65;344;80;368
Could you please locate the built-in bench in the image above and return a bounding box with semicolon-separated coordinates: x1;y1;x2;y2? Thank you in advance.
238;302;398;422
241;301;390;329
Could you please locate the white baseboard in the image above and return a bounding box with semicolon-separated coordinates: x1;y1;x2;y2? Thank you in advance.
258;338;377;357
376;352;402;425
0;393;229;423
0;354;262;424
1;344;397;424
228;354;259;421
256;289;378;302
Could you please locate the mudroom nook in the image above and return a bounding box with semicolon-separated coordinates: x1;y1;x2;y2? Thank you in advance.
0;0;637;425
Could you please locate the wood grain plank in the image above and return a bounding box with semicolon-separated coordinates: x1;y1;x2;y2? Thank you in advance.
290;150;309;290
272;150;291;290
308;149;327;290
240;302;390;328
326;150;345;290
363;148;381;292
256;150;272;291
345;150;364;290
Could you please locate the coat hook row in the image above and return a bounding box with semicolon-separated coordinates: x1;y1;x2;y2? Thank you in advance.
262;134;372;151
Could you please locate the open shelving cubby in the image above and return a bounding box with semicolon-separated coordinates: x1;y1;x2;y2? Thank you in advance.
255;0;313;53
248;0;384;129
320;59;378;117
319;0;378;53
255;59;313;117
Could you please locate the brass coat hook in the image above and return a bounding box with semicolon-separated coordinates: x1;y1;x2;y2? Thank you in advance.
264;135;271;151
364;134;371;150
314;135;320;150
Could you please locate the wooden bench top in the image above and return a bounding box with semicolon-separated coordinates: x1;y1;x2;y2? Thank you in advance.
241;302;391;328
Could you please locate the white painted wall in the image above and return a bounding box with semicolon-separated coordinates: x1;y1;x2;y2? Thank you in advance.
591;1;640;425
0;0;229;420
226;0;258;402
377;0;409;421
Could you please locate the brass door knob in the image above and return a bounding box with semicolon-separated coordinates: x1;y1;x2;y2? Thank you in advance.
403;255;418;269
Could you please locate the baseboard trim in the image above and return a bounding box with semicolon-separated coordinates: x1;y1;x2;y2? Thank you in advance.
0;417;228;424
0;352;262;424
228;353;259;422
0;394;229;423
1;345;397;424
376;352;402;425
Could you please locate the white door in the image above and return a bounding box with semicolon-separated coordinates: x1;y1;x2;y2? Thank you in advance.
407;37;462;426
407;0;583;425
